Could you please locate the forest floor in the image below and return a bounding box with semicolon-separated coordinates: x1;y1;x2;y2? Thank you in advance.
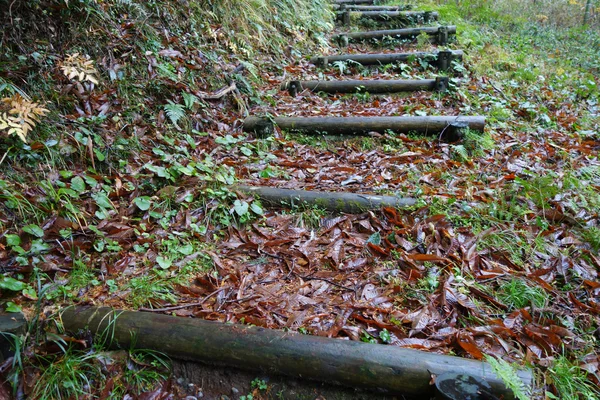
0;0;599;399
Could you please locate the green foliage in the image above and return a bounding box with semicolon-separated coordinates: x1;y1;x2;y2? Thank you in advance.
547;356;600;400
163;101;186;128
484;355;530;400
497;278;548;310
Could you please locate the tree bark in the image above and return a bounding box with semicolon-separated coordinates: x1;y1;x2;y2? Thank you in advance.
243;115;484;139
60;307;533;400
311;50;463;68
336;25;456;41
282;77;449;96
584;0;593;24
236;185;417;212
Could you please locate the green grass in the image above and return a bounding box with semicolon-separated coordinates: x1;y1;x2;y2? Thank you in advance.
547;356;600;400
497;278;549;310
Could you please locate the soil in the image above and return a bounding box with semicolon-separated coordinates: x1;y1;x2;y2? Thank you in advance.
172;360;427;400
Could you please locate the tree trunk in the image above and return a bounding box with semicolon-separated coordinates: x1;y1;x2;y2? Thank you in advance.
60;307;533;400
243;115;484;140
584;0;593;24
236;185;417;212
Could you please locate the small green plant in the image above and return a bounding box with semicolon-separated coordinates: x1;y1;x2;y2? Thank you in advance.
497;278;548;310
546;356;600;400
484;355;530;400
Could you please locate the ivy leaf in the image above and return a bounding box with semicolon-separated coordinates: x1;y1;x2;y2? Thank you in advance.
156;256;172;269
133;196;152;211
22;287;38;300
22;224;44;238
233;200;249;216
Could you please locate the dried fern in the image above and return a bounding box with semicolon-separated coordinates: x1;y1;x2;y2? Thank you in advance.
0;94;49;142
60;53;100;84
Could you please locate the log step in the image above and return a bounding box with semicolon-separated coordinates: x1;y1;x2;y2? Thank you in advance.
60;307;533;400
311;50;463;70
334;0;375;4
335;25;457;45
236;185;417;212
280;77;449;96
337;10;439;25
243;116;485;140
333;4;413;11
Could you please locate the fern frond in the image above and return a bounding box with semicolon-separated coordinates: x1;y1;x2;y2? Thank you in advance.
484;355;530;400
182;92;199;110
451;144;469;162
164;101;186;128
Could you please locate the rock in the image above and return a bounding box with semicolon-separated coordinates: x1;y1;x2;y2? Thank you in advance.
231;387;239;395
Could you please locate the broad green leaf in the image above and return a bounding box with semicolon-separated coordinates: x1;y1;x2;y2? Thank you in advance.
177;244;194;256
250;202;264;215
0;276;26;291
5;234;20;247
233;200;249;216
22;287;38;300
5;302;22;313
71;176;86;193
92;192;113;209
133;196;152;211
367;232;381;245
156;256;172;269
23;224;44;238
30;239;51;254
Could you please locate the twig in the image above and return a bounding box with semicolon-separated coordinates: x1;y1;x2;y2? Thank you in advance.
195;82;237;101
489;80;511;102
139;288;224;313
298;274;356;292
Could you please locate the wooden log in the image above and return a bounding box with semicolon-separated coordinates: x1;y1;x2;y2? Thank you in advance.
236;185;417;212
311;50;463;68
335;25;456;43
243;116;484;140
333;5;413;11
337;10;439;24
281;77;449;96
334;0;375;4
0;312;26;361
60;307;533;400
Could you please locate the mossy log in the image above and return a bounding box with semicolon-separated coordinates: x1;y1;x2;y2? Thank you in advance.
337;10;439;23
333;5;413;11
236;185;417;212
243;116;484;140
336;25;456;42
310;50;462;69
281;77;449;96
60;307;532;399
334;0;375;4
